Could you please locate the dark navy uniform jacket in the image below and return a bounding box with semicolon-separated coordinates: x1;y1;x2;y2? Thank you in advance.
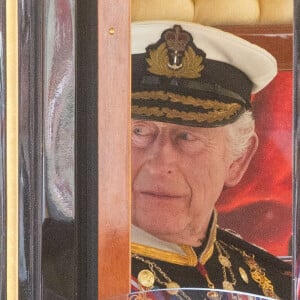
131;214;291;299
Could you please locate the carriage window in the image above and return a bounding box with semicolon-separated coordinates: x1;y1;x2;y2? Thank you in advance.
4;0;299;299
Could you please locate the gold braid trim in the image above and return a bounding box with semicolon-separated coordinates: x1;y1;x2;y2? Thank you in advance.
132;91;241;110
131;242;198;267
242;254;280;299
131;210;218;267
199;209;218;265
132;91;241;124
132;105;241;124
219;240;280;299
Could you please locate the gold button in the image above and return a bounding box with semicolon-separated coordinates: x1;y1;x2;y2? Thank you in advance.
239;267;249;284
137;269;155;288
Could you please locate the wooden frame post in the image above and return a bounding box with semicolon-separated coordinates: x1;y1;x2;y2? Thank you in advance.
98;0;131;298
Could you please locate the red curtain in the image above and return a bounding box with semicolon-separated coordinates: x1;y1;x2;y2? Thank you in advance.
217;71;293;256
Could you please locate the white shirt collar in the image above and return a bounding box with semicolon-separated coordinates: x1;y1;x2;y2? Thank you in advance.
131;224;185;255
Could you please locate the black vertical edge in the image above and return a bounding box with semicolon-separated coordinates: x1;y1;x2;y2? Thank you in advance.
0;0;6;299
18;0;44;299
293;0;300;299
76;0;98;299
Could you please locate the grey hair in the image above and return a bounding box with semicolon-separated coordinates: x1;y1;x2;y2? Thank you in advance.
225;111;256;161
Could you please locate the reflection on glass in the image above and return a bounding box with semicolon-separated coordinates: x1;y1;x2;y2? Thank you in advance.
18;0;44;298
105;289;276;300
44;0;75;222
42;0;75;299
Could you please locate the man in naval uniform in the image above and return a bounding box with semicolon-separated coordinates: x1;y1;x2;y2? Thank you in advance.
130;21;291;299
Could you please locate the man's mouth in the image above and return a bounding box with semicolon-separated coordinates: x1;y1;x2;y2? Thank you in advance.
140;191;185;199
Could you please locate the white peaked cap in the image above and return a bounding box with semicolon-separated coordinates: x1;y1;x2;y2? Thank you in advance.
131;20;277;93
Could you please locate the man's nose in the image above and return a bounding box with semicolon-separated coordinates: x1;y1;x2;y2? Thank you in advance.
146;133;178;174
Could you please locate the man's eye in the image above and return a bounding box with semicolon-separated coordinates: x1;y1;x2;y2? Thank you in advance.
133;126;152;136
133;127;143;135
132;124;156;148
178;132;196;141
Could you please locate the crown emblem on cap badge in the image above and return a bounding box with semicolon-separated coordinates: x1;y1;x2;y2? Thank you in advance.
146;25;205;79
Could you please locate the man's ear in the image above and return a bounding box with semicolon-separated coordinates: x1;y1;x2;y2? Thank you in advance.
224;133;258;187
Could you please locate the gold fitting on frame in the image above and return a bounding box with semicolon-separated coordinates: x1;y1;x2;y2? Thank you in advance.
109;27;115;35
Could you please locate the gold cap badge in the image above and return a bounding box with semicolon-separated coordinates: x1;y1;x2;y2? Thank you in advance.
146;25;205;79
